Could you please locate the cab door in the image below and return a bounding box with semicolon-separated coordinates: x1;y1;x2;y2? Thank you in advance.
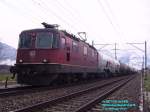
61;37;71;63
66;43;70;62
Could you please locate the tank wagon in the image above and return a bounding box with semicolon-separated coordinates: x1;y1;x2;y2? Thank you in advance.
10;23;135;85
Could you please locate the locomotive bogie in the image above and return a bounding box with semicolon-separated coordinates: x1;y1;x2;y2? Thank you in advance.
13;63;99;85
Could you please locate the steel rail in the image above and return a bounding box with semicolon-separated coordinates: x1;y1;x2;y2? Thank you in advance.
12;76;132;112
75;77;134;112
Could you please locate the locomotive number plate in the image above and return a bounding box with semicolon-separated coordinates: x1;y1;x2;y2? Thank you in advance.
29;50;36;57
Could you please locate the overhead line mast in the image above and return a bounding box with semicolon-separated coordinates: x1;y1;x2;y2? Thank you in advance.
127;41;147;77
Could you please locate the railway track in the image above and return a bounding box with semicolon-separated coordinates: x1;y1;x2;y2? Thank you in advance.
0;85;32;93
0;85;40;97
0;80;93;97
75;77;133;112
12;75;135;112
0;76;128;98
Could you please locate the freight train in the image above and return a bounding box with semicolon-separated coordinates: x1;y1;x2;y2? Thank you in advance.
10;23;136;85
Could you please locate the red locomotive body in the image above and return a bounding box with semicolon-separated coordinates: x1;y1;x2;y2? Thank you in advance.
13;23;99;85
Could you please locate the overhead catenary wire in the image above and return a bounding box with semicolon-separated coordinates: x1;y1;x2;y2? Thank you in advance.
53;0;81;24
97;0;120;36
47;0;82;31
17;0;46;23
0;0;41;24
61;0;90;29
103;0;121;32
32;0;79;33
103;0;127;41
61;0;99;39
43;0;97;40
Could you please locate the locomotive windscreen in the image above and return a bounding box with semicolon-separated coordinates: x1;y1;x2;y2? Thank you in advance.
19;33;32;48
36;32;53;48
19;31;59;49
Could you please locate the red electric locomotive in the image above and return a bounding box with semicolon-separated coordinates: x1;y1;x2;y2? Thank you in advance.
10;23;136;85
11;23;100;85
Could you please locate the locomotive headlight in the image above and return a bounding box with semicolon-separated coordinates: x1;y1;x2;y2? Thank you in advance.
19;59;23;63
43;59;48;63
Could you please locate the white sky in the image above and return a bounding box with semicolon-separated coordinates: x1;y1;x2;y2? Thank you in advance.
0;0;150;68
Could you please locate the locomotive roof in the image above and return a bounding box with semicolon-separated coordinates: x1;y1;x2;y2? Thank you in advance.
61;30;96;50
20;28;59;34
20;28;97;50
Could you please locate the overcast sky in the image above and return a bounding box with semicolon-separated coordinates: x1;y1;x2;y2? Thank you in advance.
0;0;150;68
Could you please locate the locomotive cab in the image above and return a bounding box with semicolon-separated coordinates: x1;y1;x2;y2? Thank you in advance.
12;26;64;85
17;29;60;64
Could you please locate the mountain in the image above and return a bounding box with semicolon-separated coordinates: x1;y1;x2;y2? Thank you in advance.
0;42;16;65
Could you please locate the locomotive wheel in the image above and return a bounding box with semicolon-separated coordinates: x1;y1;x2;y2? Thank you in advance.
17;73;59;86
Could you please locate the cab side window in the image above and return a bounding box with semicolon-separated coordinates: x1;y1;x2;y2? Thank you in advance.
61;37;66;49
52;34;59;48
92;49;94;57
72;41;78;52
83;46;88;55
